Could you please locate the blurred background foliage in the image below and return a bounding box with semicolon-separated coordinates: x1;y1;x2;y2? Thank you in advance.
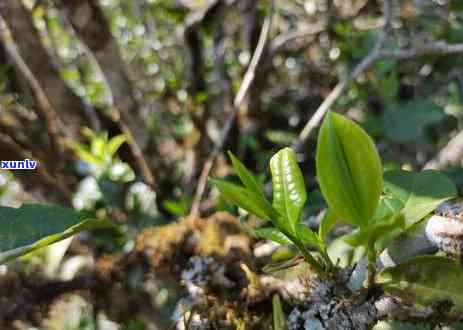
1;0;463;329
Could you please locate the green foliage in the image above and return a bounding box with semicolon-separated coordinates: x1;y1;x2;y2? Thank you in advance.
270;148;307;232
316;112;383;228
378;256;463;312
0;203;112;264
272;294;286;330
327;234;365;267
296;224;323;250
73;128;134;182
212;151;327;273
228;151;265;197
383;170;457;227
163;197;191;217
255;227;293;246
318;209;337;240
213;111;461;303
344;213;405;250
382;100;446;143
210;179;277;222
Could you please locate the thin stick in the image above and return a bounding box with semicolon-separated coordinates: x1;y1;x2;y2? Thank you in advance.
118;121;156;189
379;42;463;60
424;129;463;170
189;1;275;218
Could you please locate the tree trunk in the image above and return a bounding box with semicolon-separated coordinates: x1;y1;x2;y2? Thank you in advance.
57;0;148;147
0;0;89;133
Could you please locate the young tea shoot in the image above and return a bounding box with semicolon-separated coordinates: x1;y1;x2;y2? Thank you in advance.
212;111;458;293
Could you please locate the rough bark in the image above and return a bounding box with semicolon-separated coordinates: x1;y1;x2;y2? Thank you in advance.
0;0;89;133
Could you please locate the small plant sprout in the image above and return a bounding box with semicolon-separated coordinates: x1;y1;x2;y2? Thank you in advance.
72;128;134;182
211;148;331;275
212;112;458;291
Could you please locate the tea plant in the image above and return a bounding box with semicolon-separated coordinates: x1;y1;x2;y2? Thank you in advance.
213;112;462;310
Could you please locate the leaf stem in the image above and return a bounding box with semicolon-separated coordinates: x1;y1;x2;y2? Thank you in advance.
367;240;377;287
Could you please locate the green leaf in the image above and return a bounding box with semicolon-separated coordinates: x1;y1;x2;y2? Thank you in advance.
91;135;106;157
383;170;457;227
272;294;287;330
327;234;365;267
318;209;337;240
378;256;463;311
0;203;112;264
255;227;293;246
270;148;307;231
344;213;405;248
316;112;383;228
210;179;278;221
372;195;403;223
107;134;126;156
382;101;446;143
73;143;103;166
263;256;303;274
228;151;265;197
296;224;322;249
271;246;298;262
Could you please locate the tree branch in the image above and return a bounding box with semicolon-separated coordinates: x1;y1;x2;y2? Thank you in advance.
379;41;463;59
423;130;463;170
268;19;327;57
189;1;275;218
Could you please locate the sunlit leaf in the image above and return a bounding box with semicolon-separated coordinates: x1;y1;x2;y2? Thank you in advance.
228;151;265;197
107;134;126;156
372;195;403;223
327;234;365;267
383;170;457;227
210;179;278;222
316;112;382;228
344;213;405;248
296;224;322;249
318;208;337;240
255;227;293;246
270;148;307;231
91;135;106;157
72;143;103;166
264;255;304;273
271;246;297;262
378;256;463;311
272;294;286;330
